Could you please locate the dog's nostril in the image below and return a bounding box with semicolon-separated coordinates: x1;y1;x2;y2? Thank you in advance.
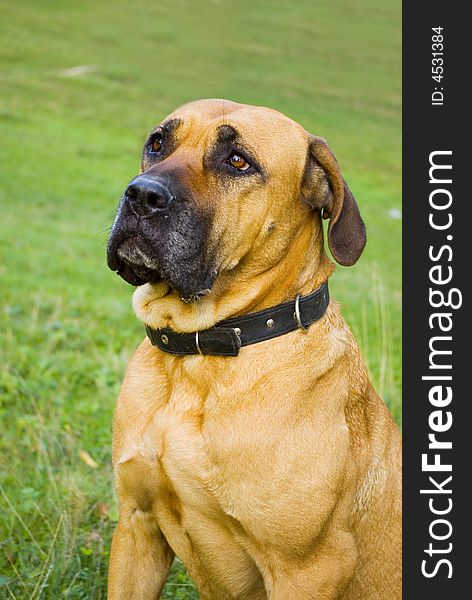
147;190;174;209
125;184;139;201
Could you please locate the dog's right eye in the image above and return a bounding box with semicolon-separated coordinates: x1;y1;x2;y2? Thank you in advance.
149;133;163;154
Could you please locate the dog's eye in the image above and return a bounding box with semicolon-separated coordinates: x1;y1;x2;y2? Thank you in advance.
227;153;250;171
150;134;163;154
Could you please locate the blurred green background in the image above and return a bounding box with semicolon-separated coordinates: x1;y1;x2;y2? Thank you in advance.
0;0;401;597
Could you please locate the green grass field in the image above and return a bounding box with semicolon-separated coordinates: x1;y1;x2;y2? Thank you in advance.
0;0;401;597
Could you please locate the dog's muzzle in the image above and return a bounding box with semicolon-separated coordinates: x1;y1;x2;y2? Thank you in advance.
107;176;177;285
107;174;216;297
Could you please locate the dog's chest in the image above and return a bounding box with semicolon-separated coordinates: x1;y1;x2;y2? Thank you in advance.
115;369;347;559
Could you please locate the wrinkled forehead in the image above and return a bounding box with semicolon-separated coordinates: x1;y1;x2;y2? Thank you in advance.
158;99;309;168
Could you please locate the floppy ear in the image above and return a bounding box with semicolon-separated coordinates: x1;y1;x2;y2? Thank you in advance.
301;135;366;266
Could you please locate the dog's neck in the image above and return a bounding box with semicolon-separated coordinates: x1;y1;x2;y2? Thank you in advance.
133;220;334;333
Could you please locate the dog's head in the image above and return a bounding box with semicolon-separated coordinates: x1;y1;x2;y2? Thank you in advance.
107;99;365;304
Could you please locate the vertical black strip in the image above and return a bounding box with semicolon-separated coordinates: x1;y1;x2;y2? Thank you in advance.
403;2;467;597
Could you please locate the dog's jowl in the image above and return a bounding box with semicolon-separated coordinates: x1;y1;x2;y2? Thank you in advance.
107;99;401;600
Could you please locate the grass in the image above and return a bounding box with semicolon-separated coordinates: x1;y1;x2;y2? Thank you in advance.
0;0;401;597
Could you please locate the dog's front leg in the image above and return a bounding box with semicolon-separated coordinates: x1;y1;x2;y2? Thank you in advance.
108;505;174;600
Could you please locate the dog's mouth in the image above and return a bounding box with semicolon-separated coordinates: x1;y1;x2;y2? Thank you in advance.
108;237;214;303
109;237;162;287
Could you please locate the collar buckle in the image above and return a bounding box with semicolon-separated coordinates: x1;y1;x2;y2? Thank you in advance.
195;331;204;355
294;294;309;333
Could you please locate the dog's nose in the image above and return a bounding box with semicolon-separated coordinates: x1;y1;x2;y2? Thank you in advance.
125;176;175;215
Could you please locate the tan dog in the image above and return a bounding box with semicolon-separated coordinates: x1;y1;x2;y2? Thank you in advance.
106;99;401;599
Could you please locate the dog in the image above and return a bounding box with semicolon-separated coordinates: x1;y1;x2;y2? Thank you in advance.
106;99;401;599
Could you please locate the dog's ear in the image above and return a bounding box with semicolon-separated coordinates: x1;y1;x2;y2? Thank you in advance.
301;135;366;266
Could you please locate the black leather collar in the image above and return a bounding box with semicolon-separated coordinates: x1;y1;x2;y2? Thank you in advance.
145;282;329;357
